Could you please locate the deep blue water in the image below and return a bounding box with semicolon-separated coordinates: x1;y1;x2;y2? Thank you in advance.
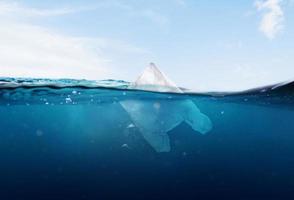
1;78;294;199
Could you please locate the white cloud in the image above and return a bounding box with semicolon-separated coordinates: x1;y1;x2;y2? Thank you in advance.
255;0;284;39
0;0;170;30
0;22;112;79
0;1;94;17
0;1;148;80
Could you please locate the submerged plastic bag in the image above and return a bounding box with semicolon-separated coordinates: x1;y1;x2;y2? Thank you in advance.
120;63;212;152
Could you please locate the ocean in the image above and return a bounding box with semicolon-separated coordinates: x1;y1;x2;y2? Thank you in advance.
0;78;294;199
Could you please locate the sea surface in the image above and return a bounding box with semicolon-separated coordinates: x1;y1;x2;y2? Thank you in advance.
0;78;294;199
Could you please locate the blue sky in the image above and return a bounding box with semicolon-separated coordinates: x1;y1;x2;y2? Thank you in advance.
0;0;293;91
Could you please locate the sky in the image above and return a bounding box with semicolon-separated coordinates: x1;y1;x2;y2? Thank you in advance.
0;0;293;91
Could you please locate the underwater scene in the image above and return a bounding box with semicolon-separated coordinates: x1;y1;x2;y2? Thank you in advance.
1;77;294;199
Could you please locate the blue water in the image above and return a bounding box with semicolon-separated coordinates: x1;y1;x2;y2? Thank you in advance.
1;78;294;199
